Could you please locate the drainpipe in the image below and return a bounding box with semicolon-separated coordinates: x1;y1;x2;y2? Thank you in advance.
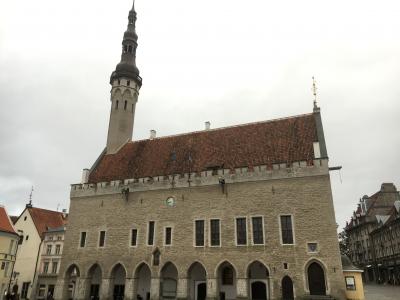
31;238;44;300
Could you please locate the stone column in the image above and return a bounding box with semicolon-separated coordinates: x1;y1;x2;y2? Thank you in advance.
100;279;111;300
206;278;217;300
54;279;66;300
236;278;248;300
125;278;135;300
76;278;89;300
149;278;160;300
176;278;188;300
268;277;274;300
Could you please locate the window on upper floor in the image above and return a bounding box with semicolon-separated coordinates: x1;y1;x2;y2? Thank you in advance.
80;232;87;248
55;245;61;255
131;229;138;247
57;236;62;241
165;227;172;246
127;80;130;86
18;234;23;245
99;231;106;248
148;221;155;246
52;262;58;274
115;100;119;110
236;217;247;246
195;220;205;247
124;100;127;110
38;285;46;298
46;245;52;255
252;216;264;245
43;262;49;274
280;215;294;244
210;219;220;246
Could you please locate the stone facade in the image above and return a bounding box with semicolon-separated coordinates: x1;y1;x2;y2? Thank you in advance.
57;159;346;300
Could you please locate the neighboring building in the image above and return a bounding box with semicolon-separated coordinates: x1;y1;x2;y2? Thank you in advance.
56;2;346;300
0;206;19;300
35;226;66;300
345;183;400;283
13;204;67;300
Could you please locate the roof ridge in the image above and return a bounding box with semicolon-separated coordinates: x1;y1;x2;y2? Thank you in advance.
129;112;314;143
29;207;64;214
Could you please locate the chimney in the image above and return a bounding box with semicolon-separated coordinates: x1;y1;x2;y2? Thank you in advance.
205;121;211;130
150;130;156;140
81;169;90;184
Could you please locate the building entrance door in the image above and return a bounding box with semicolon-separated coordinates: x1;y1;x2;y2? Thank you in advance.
281;276;294;300
195;282;206;300
308;262;326;295
251;281;266;300
90;284;100;300
113;285;125;300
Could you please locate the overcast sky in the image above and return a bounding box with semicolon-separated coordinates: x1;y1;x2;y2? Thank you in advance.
0;0;399;230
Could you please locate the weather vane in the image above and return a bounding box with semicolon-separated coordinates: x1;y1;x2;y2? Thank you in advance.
312;76;318;108
29;186;34;206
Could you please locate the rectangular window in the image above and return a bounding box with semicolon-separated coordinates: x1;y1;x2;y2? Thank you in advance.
210;219;220;246
43;262;49;274
195;220;205;247
18;234;24;245
280;215;294;244
21;282;30;299
131;229;138;247
52;262;58;274
148;221;155;245
55;245;61;255
236;217;247;245
80;232;87;248
165;227;172;245
99;231;106;247
46;245;52;255
252;217;264;245
38;285;46;298
345;276;356;290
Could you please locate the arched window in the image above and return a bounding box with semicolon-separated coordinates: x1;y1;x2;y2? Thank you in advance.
128;45;132;53
123;45;128;53
124;100;127;110
115;100;119;110
222;266;233;285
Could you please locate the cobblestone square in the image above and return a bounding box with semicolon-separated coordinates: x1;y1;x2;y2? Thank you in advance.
364;284;400;300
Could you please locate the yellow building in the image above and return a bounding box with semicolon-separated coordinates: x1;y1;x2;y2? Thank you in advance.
0;205;19;300
341;255;365;300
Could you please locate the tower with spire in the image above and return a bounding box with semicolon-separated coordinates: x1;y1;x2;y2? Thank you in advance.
106;1;142;154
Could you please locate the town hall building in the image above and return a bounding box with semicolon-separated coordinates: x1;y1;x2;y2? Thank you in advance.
56;2;345;300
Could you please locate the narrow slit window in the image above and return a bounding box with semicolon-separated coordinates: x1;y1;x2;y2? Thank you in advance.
124;100;127;110
131;229;138;246
165;227;172;245
80;232;87;248
115;100;119;110
148;221;155;245
99;231;106;247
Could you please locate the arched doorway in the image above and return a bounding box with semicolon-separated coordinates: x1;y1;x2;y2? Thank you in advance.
187;262;207;300
307;262;326;296
281;276;294;300
110;264;127;300
64;264;80;300
216;262;237;300
134;263;151;300
87;264;102;300
247;261;269;300
160;262;178;300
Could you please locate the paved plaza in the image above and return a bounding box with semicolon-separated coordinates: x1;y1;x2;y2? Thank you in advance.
364;284;400;300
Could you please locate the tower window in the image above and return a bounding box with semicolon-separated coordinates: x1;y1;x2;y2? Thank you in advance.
131;104;134;112
127;80;130;86
124;100;127;110
123;45;128;53
115;100;119;110
118;79;121;85
128;45;132;53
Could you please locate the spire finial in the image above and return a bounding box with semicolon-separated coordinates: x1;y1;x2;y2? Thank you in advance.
27;186;34;208
312;76;317;107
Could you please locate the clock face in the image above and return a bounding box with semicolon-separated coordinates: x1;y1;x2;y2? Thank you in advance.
166;197;175;207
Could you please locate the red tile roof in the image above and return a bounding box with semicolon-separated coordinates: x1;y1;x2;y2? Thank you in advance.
0;206;18;235
28;207;67;238
89;113;318;183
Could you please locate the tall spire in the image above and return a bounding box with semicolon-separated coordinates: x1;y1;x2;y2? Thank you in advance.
110;0;142;87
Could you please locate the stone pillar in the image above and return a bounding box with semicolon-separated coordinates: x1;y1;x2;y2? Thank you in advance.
100;279;111;300
125;278;135;300
54;279;66;300
177;278;188;300
268;277;273;300
236;278;248;300
206;278;217;300
76;278;88;300
149;278;160;300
